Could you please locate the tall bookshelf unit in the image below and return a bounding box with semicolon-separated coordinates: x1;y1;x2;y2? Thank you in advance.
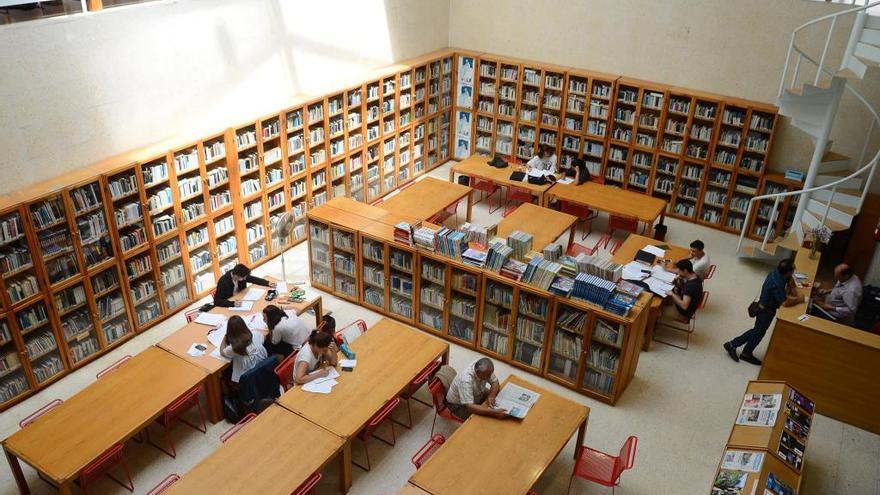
454;52;781;241
0;50;456;413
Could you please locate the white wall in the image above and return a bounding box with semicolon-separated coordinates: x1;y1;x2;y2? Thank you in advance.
0;0;449;194
449;0;880;192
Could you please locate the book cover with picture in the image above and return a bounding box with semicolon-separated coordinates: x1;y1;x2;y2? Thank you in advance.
776;444;803;471
788;389;814;414
783;417;808;441
712;469;748;495
764;472;796;495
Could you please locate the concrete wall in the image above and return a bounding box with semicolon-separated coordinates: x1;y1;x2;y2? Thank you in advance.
0;0;449;193
449;0;880;192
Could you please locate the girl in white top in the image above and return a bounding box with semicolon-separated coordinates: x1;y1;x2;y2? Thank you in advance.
293;330;338;385
220;315;268;383
262;304;311;357
526;144;557;178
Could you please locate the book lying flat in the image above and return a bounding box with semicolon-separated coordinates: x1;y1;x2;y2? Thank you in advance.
492;382;541;419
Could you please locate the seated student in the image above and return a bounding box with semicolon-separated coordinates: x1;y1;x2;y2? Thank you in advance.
445;357;508;420
213;263;275;308
293;330;339;385
663;259;704;321
525;144;557;178
811;263;862;325
318;315;343;348
220;315;268;384
262;304;311;358
688;240;712;279
560;157;590;185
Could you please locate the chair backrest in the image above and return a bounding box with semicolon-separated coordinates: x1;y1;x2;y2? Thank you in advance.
428;377;448;413
274;350;299;392
146;474;180;495
590;175;605;185
292;472;322;495
705;264;716;280
96;355;132;379
698;291;710;311
411;433;446;469
609;239;622;255
444;198;462;215
367;398;401;430
165;384;202;422
412;360;441;387
81;443;125;485
220;413;257;443
560;200;591;218
608;215;639;233
506;186;532;203
19;399;63;428
471;177;496;192
615;435;638;476
184;309;201;323
337;320;366;345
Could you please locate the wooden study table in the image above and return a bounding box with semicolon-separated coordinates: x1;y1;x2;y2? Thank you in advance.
378;177;474;222
547;181;668;236
165;404;344;495
3;347;207;495
396;483;432;495
496;202;578;251
278;318;449;492
611;234;689;351
449;155;554;206
156;282;322;423
409;375;589;495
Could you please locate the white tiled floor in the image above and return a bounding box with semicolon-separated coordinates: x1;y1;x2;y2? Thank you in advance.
1;162;877;495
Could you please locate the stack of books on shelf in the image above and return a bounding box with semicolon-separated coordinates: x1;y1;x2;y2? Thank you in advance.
572;273;616;306
784;169;805;182
549;276;574;296
506;231;533;261
413;226;438;252
461;248;488;268
500;258;527;281
576;255;623;282
520;255;562;291
436;228;468;259
460;222;496;248
542;242;563;262
485;238;512;272
393;221;415;246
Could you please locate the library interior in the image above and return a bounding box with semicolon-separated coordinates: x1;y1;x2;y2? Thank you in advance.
2;0;880;494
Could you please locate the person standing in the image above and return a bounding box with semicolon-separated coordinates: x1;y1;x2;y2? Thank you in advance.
723;259;803;365
812;263;862;325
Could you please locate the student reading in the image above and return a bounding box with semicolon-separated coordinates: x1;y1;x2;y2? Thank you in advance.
220;315;268;383
526;144;557;178
293;330;339;385
445;358;508;419
213;263;275;307
560;157;590;185
262;304;311;358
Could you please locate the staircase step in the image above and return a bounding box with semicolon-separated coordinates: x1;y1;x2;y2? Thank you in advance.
802;209;850;233
861;27;880;46
855;42;880;64
813;187;862;208
807;198;855;225
866;14;880;30
820;150;851;172
815;171;864;188
844;54;869;79
836;67;863;80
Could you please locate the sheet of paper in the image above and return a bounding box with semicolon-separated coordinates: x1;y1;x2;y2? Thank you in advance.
721;450;765;473
622;261;650;281
244;313;267;331
207;328;225;348
187;343;207;357
193;312;226;326
242;288;266;301
651;265;677;283
209;347;231;362
645;277;674;297
229;301;254;311
311;367;341;384
642;245;666;257
275;282;288;294
339;359;357;368
556;177;574;184
302;380;336;394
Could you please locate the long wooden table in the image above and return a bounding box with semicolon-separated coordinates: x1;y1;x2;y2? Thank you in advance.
3;347;207;495
547;181;668;236
165;404;344;495
278;318;449;492
496;202;578;251
157;282;322;423
611;234;689;351
409;375;589;495
378;177;473;222
449;155;554;206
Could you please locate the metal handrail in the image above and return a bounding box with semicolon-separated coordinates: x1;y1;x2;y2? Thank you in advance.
739;2;880;252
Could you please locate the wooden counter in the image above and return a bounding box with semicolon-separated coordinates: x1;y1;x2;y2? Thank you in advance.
450;155;553;205
378;177;473;222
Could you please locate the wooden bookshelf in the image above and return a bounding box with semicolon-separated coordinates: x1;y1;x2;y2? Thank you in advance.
306;199;648;405
0;50;458;412
712;380;814;494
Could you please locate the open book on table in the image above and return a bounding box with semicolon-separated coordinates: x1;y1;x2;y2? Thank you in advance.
493;382;541;419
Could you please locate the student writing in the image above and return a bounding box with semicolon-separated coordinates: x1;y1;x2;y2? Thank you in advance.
213;263;274;308
220;315;268;384
293;330;339;385
262;304;311;358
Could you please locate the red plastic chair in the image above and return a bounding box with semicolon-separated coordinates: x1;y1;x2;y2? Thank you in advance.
655;291;709;350
428;377;465;435
566;234;608;257
220;413;257;443
337;319;368;345
503;186;533;217
96;355;132;379
607;238;622;255
353;398;401;471
411;433;446;469
19;399;63;428
428;199;463;228
560;200;598;239
590;175;605;185
395;360;441;429
78;443;134;494
274;350;300;392
704;264;716;280
184;309;201;323
145;474;180;495
470;177;501;213
292;472;322;495
568;436;638;494
607;214;640;239
146;384;207;458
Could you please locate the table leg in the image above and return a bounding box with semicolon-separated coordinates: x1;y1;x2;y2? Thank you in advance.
4;447;29;495
339;440;352;493
441;347;449;365
205;372;224;423
448;168;455;183
643;307;659;352
567;224;575;250
58;482;73;495
313;299;323;327
574;418;587;460
465;191;473;223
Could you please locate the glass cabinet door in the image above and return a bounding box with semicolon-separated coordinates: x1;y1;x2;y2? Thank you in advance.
546;301;588;385
512;288;549;370
480;276;514;358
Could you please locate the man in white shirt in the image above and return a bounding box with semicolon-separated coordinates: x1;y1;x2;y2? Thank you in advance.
445;358;508;419
688;240;711;279
525;144;557;178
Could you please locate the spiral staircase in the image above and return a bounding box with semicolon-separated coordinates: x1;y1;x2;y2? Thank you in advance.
736;2;880;262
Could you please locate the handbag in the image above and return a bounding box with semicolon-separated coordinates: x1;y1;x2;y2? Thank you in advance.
747;299;761;318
